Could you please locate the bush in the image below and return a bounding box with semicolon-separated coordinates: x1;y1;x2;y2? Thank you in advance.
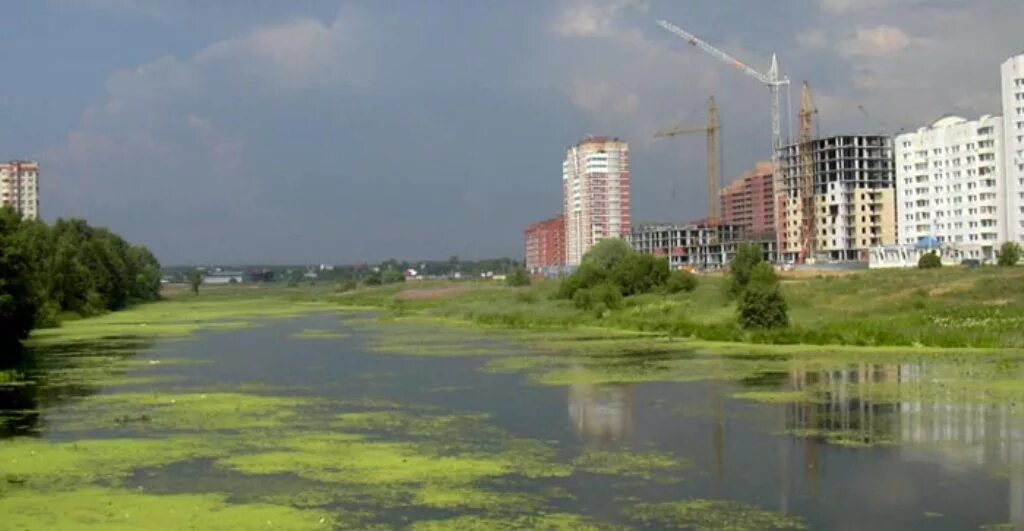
998;242;1021;267
381;269;406;284
573;283;623;316
581;239;632;270
738;284;789;329
610;253;670;296
918;251;942;269
505;267;531;287
556;262;608;300
665;270;698;293
728;243;764;297
746;262;778;287
335;280;357;293
364;273;382;286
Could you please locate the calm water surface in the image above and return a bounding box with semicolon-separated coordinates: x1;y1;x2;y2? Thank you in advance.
2;313;1021;529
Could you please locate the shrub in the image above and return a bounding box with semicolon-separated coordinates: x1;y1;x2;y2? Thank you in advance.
573;283;623;316
998;242;1021;267
665;270;698;293
728;243;764;297
557;262;608;300
506;267;531;287
364;273;382;286
738;284;789;330
918;251;942;269
610;253;670;296
746;262;778;288
335;280;357;293
581;239;633;270
381;269;406;284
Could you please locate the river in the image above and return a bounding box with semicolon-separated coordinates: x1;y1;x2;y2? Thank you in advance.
1;312;1021;529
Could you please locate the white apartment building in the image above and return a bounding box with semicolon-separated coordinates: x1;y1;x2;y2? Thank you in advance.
1002;54;1024;243
0;161;39;220
894;115;1006;260
562;137;631;266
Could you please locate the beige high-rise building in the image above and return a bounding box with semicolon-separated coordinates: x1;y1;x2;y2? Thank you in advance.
0;161;39;220
562;137;631;266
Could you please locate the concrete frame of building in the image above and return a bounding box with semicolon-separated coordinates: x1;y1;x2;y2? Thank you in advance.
628;223;777;271
780;135;896;263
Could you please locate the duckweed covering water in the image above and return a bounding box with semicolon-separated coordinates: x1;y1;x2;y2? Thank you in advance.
624;499;807;530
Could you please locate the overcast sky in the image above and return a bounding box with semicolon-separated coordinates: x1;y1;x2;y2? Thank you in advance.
2;0;1021;264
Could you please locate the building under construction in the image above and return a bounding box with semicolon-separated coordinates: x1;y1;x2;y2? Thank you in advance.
629;222;776;271
779;134;898;262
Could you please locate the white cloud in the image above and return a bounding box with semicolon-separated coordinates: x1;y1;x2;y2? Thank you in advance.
837;26;912;58
553;0;647;37
796;29;827;50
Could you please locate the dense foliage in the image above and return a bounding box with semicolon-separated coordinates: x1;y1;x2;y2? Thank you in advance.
735;262;788;330
557;240;672;302
505;267;531;287
999;242;1021;267
727;243;765;298
665;270;698;294
0;208;161;343
918;252;942;269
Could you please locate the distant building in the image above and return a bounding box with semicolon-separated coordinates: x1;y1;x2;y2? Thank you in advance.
524;214;566;273
202;270;244;285
563;137;631;266
779;135;897;262
1002;53;1024;242
628;222;776;271
0;161;39;220
895;115;1006;262
720;161;775;238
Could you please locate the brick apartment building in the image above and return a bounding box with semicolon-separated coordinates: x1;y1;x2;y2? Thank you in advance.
719;161;774;238
524;214;566;273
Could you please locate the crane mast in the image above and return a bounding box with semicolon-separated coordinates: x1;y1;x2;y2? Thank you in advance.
654;96;719;226
797;82;818;263
658;20;789;260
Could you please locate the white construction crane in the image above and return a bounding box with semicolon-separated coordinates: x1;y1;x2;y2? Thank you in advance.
657;20;790;260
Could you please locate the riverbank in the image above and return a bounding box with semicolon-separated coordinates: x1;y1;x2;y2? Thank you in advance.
336;267;1024;351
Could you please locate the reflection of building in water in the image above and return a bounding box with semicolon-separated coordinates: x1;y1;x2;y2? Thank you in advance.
568;383;634;443
784;363;1024;523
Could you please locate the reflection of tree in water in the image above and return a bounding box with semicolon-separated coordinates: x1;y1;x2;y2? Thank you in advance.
0;338;152;438
568;383;634;444
784;362;1024;524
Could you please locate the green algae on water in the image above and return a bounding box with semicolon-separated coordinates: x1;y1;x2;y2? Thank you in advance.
410;513;607;531
624;499;808;530
55;392;311;433
573;450;689;481
0;486;336;530
731;390;815;404
291;329;349;340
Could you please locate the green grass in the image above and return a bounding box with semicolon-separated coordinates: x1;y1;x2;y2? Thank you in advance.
333;267;1024;350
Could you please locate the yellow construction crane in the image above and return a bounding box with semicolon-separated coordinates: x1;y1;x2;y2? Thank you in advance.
655;96;719;226
797;82;817;264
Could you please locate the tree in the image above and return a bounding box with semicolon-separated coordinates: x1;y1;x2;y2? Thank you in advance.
188;269;203;295
729;243;765;297
918;251;942;269
610;253;670;296
737;262;788;330
582;239;632;270
572;283;622;316
0;208;40;344
364;272;383;286
738;284;789;330
506;267;531;287
557;261;608;300
381;269;406;284
998;242;1021;267
665;270;698;294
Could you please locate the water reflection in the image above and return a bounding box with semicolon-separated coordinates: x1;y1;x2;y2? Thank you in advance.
784;362;1024;525
0;339;152;437
568;383;634;443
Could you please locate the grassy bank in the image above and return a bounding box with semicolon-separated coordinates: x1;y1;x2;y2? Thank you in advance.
336;267;1024;350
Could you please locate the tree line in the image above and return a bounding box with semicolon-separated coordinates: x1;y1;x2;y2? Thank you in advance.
0;207;161;343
